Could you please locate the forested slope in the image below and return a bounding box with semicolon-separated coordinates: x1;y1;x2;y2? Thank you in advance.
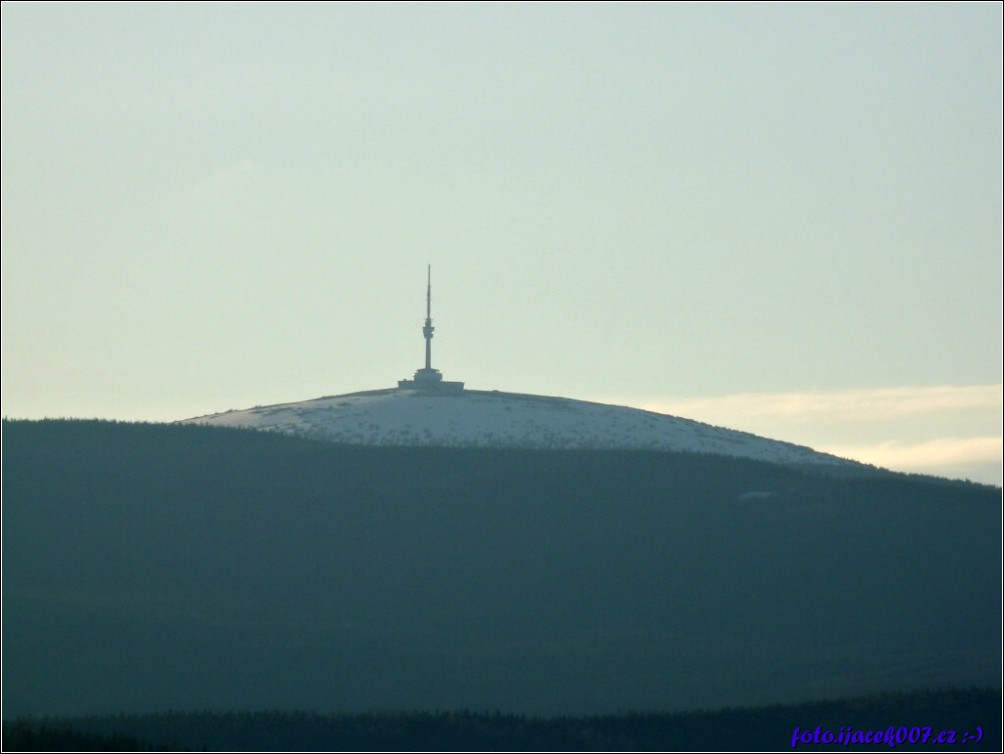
3;419;999;717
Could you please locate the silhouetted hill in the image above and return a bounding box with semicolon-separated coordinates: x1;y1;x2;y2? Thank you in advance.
2;419;1000;717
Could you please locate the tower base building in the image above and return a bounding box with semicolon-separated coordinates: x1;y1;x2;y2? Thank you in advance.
397;369;465;393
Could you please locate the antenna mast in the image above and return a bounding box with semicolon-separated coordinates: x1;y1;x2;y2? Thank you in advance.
422;264;434;371
397;264;463;392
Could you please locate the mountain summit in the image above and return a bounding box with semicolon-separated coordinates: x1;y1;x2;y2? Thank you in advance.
182;268;856;470
182;389;854;468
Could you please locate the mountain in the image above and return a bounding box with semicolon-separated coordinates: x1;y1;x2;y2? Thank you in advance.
3;419;999;719
181;271;866;472
180;387;859;470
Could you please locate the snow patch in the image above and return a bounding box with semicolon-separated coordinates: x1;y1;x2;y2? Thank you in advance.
180;388;857;468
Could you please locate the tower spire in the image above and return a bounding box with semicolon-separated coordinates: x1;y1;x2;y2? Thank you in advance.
423;264;434;370
397;266;464;393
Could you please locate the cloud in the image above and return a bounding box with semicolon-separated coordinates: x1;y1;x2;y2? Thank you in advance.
819;436;1002;473
202;158;256;188
183;158;257;201
641;384;1002;425
605;384;1002;485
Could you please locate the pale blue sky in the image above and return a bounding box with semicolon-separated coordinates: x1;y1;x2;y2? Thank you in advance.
2;3;1001;483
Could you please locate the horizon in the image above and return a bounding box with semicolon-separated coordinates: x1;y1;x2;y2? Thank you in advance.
5;380;999;487
2;3;1001;485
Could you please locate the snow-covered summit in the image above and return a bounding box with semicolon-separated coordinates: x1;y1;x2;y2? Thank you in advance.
180;387;856;469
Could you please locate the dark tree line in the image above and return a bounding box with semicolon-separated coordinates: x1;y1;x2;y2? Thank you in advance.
4;688;999;751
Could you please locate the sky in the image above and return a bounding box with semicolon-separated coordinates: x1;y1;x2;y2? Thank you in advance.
2;2;1001;484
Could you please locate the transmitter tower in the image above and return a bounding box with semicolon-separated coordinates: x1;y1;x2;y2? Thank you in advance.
398;266;465;393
